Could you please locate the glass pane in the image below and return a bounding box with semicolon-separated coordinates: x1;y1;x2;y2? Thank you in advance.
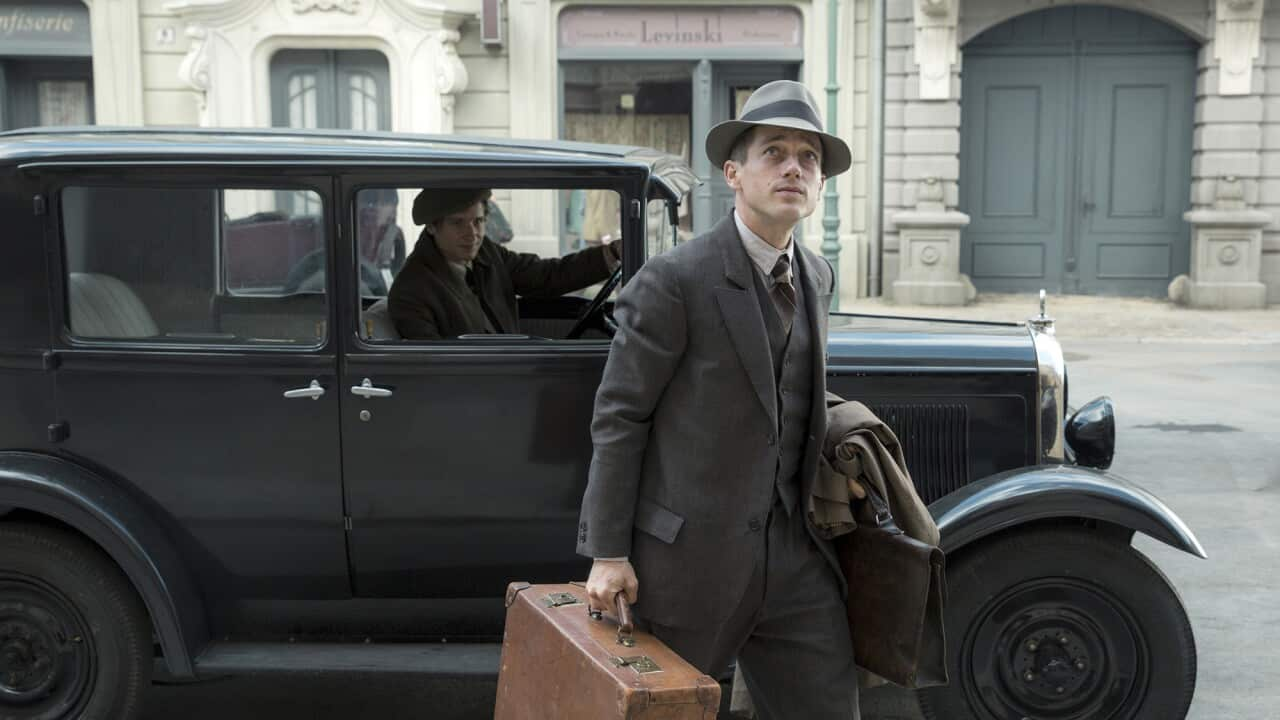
347;72;380;132
287;72;318;129
38;81;89;125
60;185;327;345
361;186;622;343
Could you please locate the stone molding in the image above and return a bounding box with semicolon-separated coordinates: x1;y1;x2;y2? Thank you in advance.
913;0;958;100
166;0;470;131
1214;0;1264;96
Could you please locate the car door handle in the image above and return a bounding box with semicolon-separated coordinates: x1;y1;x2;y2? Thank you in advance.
283;380;325;400
351;378;393;399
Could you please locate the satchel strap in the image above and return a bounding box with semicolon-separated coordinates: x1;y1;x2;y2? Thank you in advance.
860;476;904;534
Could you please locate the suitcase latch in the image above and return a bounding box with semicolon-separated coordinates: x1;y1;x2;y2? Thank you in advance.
541;592;582;608
611;655;662;674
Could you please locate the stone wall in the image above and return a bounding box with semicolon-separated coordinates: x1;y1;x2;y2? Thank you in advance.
454;15;510;138
139;0;197;125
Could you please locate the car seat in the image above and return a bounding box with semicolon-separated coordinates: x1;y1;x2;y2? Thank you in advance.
66;272;160;338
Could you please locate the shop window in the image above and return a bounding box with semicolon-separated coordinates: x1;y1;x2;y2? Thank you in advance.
0;58;93;130
561;63;693;235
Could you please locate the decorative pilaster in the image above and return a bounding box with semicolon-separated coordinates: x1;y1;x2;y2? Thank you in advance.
913;0;958;100
83;0;145;124
1215;0;1264;96
1176;176;1271;308
891;177;972;305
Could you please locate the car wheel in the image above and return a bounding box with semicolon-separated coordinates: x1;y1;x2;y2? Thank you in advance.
918;527;1196;720
0;522;151;720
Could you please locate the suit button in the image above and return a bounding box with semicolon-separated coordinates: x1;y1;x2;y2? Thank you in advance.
748;518;762;532
767;435;776;446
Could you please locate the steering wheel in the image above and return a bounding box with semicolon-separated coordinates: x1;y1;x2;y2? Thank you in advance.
566;266;623;340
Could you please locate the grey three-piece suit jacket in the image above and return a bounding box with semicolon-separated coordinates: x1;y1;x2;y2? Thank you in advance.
577;213;838;630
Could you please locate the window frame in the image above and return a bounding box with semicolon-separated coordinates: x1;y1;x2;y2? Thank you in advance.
41;165;335;354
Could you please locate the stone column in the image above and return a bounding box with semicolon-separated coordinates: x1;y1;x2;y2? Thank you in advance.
1173;0;1272;308
1177;177;1271;308
891;177;972;304
883;0;964;298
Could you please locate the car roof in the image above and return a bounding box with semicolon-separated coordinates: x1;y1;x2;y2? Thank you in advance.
0;126;701;196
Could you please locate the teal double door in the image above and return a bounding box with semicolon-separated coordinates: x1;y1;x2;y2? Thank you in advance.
960;6;1197;296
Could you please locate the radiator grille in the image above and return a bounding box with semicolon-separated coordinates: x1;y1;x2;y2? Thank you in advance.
863;403;970;505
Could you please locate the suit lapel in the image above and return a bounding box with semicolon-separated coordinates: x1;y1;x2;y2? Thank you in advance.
712;215;777;426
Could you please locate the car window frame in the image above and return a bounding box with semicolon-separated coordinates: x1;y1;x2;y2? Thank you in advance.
37;164;336;354
336;164;649;356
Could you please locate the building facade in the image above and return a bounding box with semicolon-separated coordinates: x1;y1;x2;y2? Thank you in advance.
24;0;1280;307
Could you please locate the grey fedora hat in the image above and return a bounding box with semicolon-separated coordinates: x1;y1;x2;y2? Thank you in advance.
705;80;851;177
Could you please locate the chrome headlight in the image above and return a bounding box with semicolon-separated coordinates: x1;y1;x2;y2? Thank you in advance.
1066;396;1116;469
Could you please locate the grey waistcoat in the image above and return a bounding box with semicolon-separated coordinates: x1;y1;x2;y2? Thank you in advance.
750;262;814;515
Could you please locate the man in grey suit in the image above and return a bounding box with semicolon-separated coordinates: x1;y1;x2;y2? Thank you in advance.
577;81;860;718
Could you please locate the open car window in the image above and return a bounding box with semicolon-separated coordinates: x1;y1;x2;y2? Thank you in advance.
354;186;624;344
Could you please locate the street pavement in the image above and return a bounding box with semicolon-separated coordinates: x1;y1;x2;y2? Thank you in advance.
144;294;1280;720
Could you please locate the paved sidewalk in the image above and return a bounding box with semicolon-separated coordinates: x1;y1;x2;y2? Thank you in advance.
840;293;1280;344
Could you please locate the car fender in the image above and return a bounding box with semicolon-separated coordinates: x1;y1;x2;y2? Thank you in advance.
930;464;1207;559
0;451;207;678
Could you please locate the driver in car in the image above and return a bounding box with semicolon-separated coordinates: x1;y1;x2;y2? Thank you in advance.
388;188;621;340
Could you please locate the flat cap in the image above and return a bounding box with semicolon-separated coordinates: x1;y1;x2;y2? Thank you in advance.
411;188;493;226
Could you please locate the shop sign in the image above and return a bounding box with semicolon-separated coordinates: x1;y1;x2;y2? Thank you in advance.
0;4;91;54
559;6;802;50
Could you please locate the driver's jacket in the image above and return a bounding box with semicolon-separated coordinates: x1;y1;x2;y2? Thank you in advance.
388;231;613;340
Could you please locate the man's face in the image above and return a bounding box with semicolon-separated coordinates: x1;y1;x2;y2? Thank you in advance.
725;128;825;232
430;201;487;264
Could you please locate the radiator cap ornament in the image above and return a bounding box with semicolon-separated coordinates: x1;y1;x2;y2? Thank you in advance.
1028;288;1055;335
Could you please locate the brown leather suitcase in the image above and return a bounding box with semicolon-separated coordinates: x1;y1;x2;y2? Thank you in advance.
494;582;721;720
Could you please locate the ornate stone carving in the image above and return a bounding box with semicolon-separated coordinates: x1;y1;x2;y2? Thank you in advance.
176;24;212;121
913;0;958;100
291;0;360;13
1218;244;1241;265
433;29;467;121
1215;0;1263;96
920;245;941;265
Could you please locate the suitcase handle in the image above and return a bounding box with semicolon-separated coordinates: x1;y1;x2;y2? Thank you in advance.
614;594;635;647
588;593;637;647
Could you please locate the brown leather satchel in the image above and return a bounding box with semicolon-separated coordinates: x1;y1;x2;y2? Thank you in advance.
836;482;949;689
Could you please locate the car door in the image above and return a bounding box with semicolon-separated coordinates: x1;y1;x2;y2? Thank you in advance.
45;169;350;617
336;171;646;621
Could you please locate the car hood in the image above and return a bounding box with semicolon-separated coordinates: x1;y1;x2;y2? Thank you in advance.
826;313;1037;370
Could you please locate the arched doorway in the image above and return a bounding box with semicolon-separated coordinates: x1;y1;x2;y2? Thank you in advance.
959;5;1197;296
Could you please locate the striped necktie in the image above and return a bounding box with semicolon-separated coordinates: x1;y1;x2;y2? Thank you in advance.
771;254;796;334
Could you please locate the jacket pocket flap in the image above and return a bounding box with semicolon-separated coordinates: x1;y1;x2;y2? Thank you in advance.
634;498;684;544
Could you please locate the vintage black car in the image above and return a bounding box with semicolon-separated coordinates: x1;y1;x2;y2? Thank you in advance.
0;128;1203;720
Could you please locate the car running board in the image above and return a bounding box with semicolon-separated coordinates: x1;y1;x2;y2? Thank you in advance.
192;641;503;677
